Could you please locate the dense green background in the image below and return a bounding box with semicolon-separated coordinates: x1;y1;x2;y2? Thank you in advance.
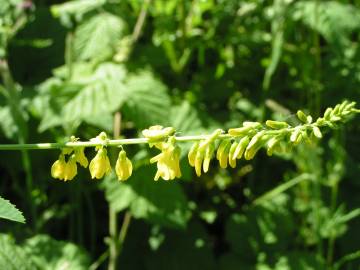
0;0;360;269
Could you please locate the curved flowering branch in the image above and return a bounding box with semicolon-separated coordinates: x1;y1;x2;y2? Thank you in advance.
0;101;358;182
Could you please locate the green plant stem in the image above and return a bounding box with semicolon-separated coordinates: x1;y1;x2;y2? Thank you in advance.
65;31;74;80
108;207;118;270
0;59;36;229
108;112;122;270
118;211;132;253
0;117;356;151
327;181;338;266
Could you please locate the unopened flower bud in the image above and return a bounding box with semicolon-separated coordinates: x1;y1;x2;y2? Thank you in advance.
115;150;133;181
89;148;111;179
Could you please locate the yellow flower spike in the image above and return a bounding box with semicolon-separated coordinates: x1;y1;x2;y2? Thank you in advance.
51;154;66;180
89;148;111;179
75;147;88;168
233;136;249;159
219;141;231;169
151;137;182;181
244;132;266;160
63;155;77;181
228;141;238;169
203;143;215;173
188;142;200;167
172;146;182;178
142;125;175;142
312;126;322;139
62;148;73;155
194;148;205;177
216;140;229;160
266;135;281;156
265;120;289;129
216;139;231;168
115;150;133;181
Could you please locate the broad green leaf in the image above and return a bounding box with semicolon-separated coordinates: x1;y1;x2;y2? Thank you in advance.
103;167;191;229
34;64;171;132
51;0;106;27
169;101;203;134
0;106;17;139
34;63;127;131
144;222;216;270
0;196;25;223
253;173;314;206
23;235;90;270
122;71;172;128
62;63;127;124
225;194;294;261
263;0;286;91
292;1;360;50
73;13;125;62
0;234;34;270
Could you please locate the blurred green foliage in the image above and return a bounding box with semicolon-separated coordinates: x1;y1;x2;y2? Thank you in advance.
0;0;360;269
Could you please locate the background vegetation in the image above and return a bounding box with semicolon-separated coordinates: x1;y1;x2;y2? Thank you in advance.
0;0;360;269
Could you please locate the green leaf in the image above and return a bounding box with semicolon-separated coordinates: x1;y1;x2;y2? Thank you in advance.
263;0;286;91
169;101;203;134
144;222;216;270
51;0;106;27
0;196;25;223
35;63;127;131
225;194;294;261
35;64;171;132
292;1;360;50
23;235;90;270
122;71;172;128
62;63;127;124
0;234;34;270
103;167;191;229
0;105;17;139
73;13;125;62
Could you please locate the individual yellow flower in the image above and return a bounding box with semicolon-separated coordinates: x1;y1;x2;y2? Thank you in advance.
89;148;112;179
74;147;88;168
51;154;66;180
150;140;181;181
115;150;133;181
63;155;77;181
51;154;77;181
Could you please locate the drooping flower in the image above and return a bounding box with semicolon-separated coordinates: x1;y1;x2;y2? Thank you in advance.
150;138;181;181
63;154;77;181
74;147;88;168
89;148;111;179
115;150;133;181
51;153;77;181
51;154;66;180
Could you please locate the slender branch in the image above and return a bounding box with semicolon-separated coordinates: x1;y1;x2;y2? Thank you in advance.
0;118;357;151
0;135;231;150
131;0;151;43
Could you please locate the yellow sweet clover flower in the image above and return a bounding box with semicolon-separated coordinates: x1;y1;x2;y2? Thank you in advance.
89;148;112;179
115;150;133;181
63;154;77;181
74;147;88;168
51;154;66;180
51;153;77;181
150;138;181;181
142;125;175;149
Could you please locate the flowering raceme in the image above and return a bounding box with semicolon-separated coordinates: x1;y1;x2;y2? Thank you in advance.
46;101;359;182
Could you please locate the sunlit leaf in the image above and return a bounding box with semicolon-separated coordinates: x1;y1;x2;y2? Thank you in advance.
0;196;25;223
